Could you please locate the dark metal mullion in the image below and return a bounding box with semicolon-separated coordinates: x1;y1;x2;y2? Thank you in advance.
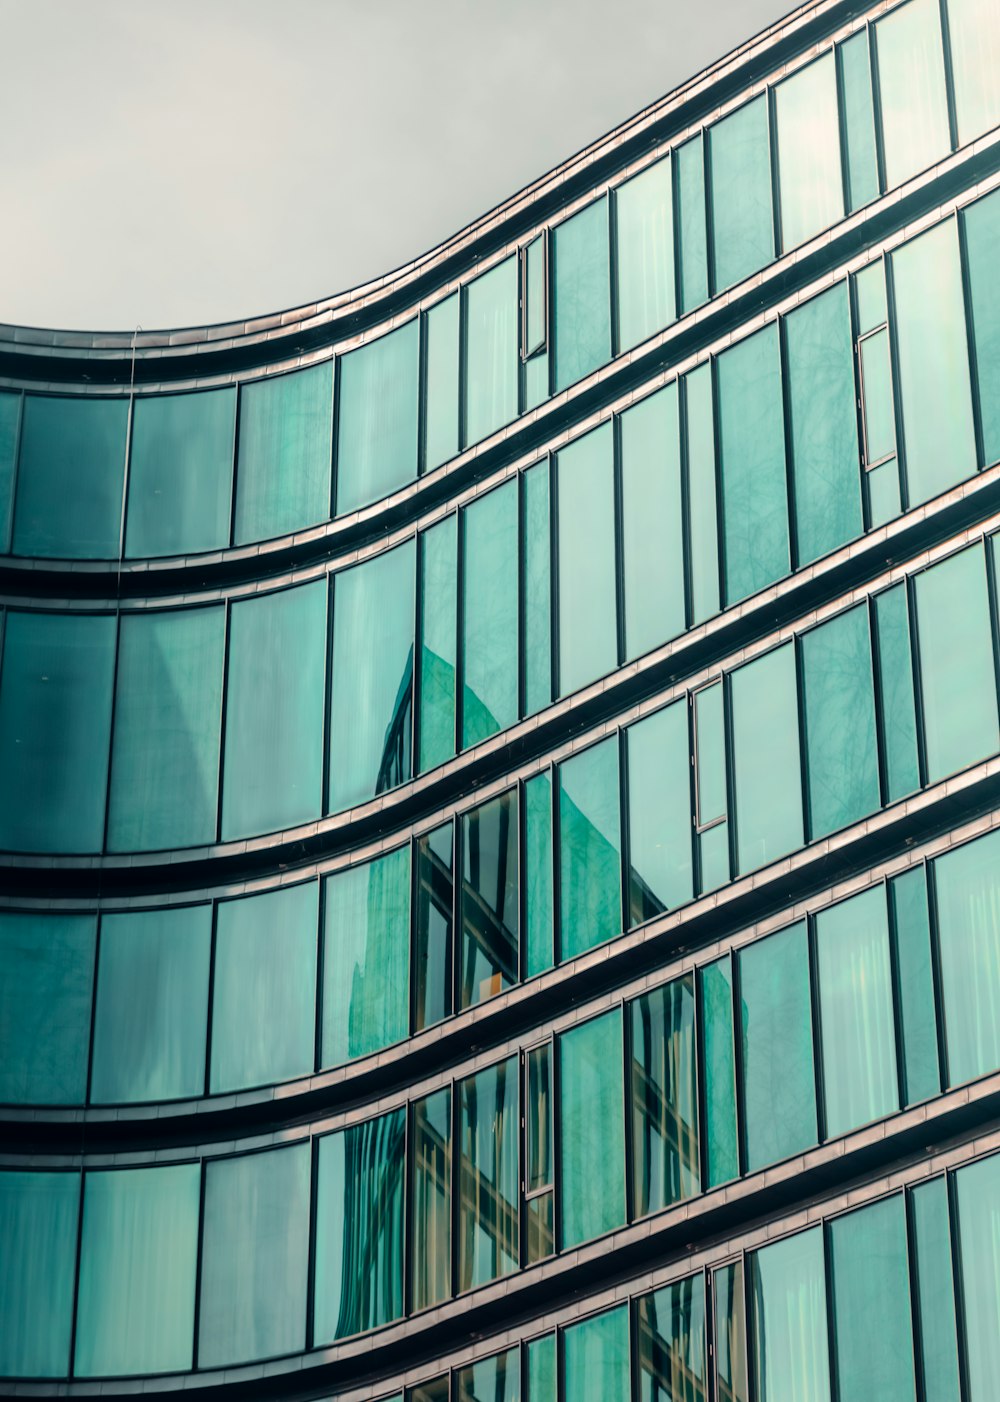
313;876;327;1077
806;914;828;1147
709;355;726;616
794;634;813;847
622;993;635;1227
618;727;631;938
885;871;911;1115
730;950;747;1182
190;1160;208;1371
66;1167;87;1379
869;21;889;199
451;813;461;1024
203;901;220;1098
455;506;466;757
83;914;102;1108
613;412;627;670
212;601;233;844
834;37;855;217
956;205;988;472
777;314;799;573
722;670;738;896
905;574;930;793
304;1134;320;1353
670;148;684;324
517;777;528;986
704;126;717;300
412;528;424;783
551;1029;563;1256
117;386;137;567
767;84;784;261
678;368;694;635
609;187;621;362
408;834;420;1038
549;449;560;706
691;963;707;1197
869;592;893;812
883;202;910;518
98;608;126;856
688;695;704;900
739;1246;753;1401
982;529;1000;747
449;1072;459;1306
821;1220;840;1402
517;470;527;723
937;0;961;157
228;384;244;548
417;309;429;477
458;285;469;455
551;756;563;968
925;857;953;1096
321;576;336;820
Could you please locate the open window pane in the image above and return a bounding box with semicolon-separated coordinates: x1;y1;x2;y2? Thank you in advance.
235;361;332;542
685;363;719;624
616;157;674;351
552;197;611;391
676;135;708;313
462;481;518;747
775;54;843;250
630;976;700;1216
465;257;518;445
558;1011;625;1248
708;96;773;291
750;1228;830;1402
458;1057;519;1290
556;423;617;695
621;384;685;659
0;1171;79;1377
336;322;418;513
730;644;803;874
460;790;518;1009
875;0;952;189
558;737;621;961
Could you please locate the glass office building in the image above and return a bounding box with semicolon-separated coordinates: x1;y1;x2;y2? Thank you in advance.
3;0;1000;1395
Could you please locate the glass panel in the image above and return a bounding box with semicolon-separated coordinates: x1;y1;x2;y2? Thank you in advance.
410;1087;451;1312
868;456;902;526
75;1165;199;1377
556;423;617;695
875;0;952;189
222;580;326;839
702;957;738;1188
336;321;418;514
630;975;699;1217
860;328;896;464
322;847;410;1066
13;394;127;559
234;361;332;542
933;828;1000;1085
525;772;553;979
561;1305;630;1402
408;1379;448;1402
627;701;693;924
739;923;817;1172
708;96;773;291
424;294;460;471
636;1274;707;1402
910;1178;961;1402
949;0;1000;142
685;363;719;624
558;737;621;961
838;31;880;210
314;1109;405;1342
775;54;843;250
717;324;789;604
0;1171;79;1377
695;684;725;826
730;644;803;874
829;1197;915;1402
329;539;415;810
558;1010;625;1248
715;1261;749;1402
621;384;685;659
552;196;611;391
523;460;552;716
699;820;730;894
210;882;318;1092
0;391;19;552
964;189;1000;467
956;1153;1000;1401
677;135;708;313
0;611;115;853
526;1334;556;1399
524;349;549;411
414;822;454;1032
455;1348;520;1402
465;256;518;445
855;261;888;334
462;481;518;747
460;791;518;1009
91;906;211;1105
107;605;225;852
874;584;920;800
126;387;235;557
527;1043;553;1194
616;156;675;351
198;1144;310;1367
889;867;940;1104
458;1057;519;1290
525;235;546;356
750;1228;830;1402
418;516;457;774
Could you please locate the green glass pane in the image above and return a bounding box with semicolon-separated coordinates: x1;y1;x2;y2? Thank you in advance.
685;363;719;624
801;605;880;839
525;235;546;355
458;1056;519;1290
630;976;699;1216
677;135;708;313
552;196;611;391
739;923;816;1172
616;156;675;351
860;328;896;465
526;1333;556;1399
561;1306;630;1402
775;54;843;251
222;580;326;839
829;1197;913;1401
459;790;518;1010
874;584;920;799
964;188;1000;467
13;394;127;559
889;867;940;1105
126;387;235;557
424;293;459;471
455;1349;520;1402
414;822;453;1032
838;31;880;210
198;1144;310;1367
0;1171;78;1377
695;683;725;826
699;820;730;894
956;1153;1000;1401
0;391;19;553
336;322;417;514
558;1011;625;1248
868;457;902;527
523;460;552;715
557;423;617;695
527;1043;553;1193
627;701;693;924
558;737;621;961
709;96;773;292
410;1088;451;1311
418;516;457;774
910;1178;961;1402
875;0;952;189
715;1261;749;1402
408;1379;448;1402
107;605;225;852
785;284;862;565
0;912;94;1106
75;1165;199;1377
730;644;803;874
701;957;738;1187
949;0;1000;143
329;540;414;809
465;256;518;445
750;1228;830;1402
855;261;888;335
322;847;410;1066
525;771;554;979
235;361;332;542
462;480;518;747
91;906;211;1104
621;384;685;659
524;349;550;411
915;544;999;782
314;1109;405;1342
933;828;1000;1086
717;324;789;604
636;1274;707;1402
210;882;318;1092
0;611;115;853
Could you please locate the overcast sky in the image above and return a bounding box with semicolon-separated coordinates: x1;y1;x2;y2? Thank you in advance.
0;0;790;333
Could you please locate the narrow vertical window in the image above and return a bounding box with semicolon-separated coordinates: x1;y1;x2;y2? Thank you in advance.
556;422;618;696
461;480;518;748
932;828;1000;1086
684;362;719;625
423;294;460;472
336;322;419;514
459;789;518;1010
465;256;519;446
620;383;685;660
524;772;554;979
525;1042;554;1264
713;1260;749;1402
413;821;454;1033
410;1088;452;1312
873;583;920;800
558;737;622;961
749;1228;830;1402
417;516;457;775
557;1010;626;1248
627;701;693;924
909;1178;961;1402
457;1057;519;1290
730;644;803;874
629;976;700;1217
635;1274;708;1402
889;867;941;1105
676;135;708;313
615;156;675;351
962;188;1000;468
837;30;880;211
522;459;552;716
774;53;844;251
551;196;612;392
522;233;547;360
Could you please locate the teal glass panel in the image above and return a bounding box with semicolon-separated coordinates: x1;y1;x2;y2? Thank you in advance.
621;384;685;659
409;1379;448;1402
715;1262;749;1402
525;771;553;978
523;459;552;715
525;235;546;356
695;683;725;826
915;544;999;782
424;293;459;471
462;481;518;746
524;349;550;411
875;0;952;189
910;1178;961;1402
964;189;1000;467
329;540;415;809
730;644;803;874
616;156;674;351
211;882;318;1092
855;261;888;334
126;387;235;557
708;96;773;292
0;610;115;853
750;1228;830;1402
868;458;901;528
13;394;127;559
636;1274;707;1402
414;822;454;1032
336;322;418;513
838;31;880;210
784;284;862;565
556;423;617;695
458;1057;519;1290
816;887;898;1136
91;906;211;1105
699;820;730;893
552;196;611;391
829;1197;914;1402
685;363;719;624
677;135;708;313
801;605;880;839
418;517;456;774
702;957;738;1187
198;1144;310;1367
558;737;621;961
627;701;693;924
890;867;940;1104
410;1088;451;1311
562;1306;630;1402
874;584;920;800
860;328;896;464
527;1043;553;1198
459;790;518;1009
107;605;225;852
630;975;700;1216
235;361;332;542
891;220;976;504
775;54;843;250
739;923;816;1171
465;256;518;445
933;828;1000;1085
0;912;94;1106
0;1171;78;1377
0;391;19;552
314;1109;405;1342
527;1333;556;1399
456;1349;519;1401
717;325;789;604
558;1011;625;1248
75;1165;199;1377
222;581;326;838
322;847;410;1066
956;1153;1000;1401
949;0;1000;142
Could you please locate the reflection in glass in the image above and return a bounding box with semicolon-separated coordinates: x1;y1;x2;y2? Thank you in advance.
963;188;1000;468
627;701;693;924
336;322;418;514
837;31;880;211
235;362;332;543
424;294;460;471
910;1178;961;1402
873;584;920;800
558;737;621;961
552;196;611;392
0;1170;78;1377
411;1088;452;1312
525;772;554;979
465;257;518;446
774;54;842;250
750;1228;830;1402
859;328;896;465
522;460;552;716
714;1261;748;1402
829;1197;914;1401
702;957;738;1188
875;0;951;189
889;868;940;1105
455;1347;520;1402
933;827;1000;1086
458;1057;519;1290
708;96;773;292
636;1274;707;1402
685;363;719;624
949;0;1000;143
414;822;454;1032
462;481;518;747
561;1305;630;1402
557;423;617;696
730;644;802;874
460;791;518;1009
524;235;546;356
854;261;887;335
616;157;674;351
558;1011;625;1248
526;1043;554;1264
621;384;685;659
418;516;457;774
630;976;700;1216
